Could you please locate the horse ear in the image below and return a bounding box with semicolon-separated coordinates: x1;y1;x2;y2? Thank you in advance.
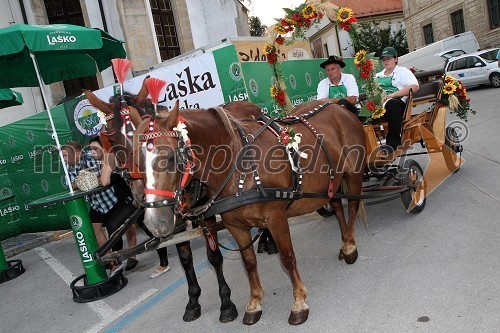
166;100;180;128
134;75;150;107
83;90;114;114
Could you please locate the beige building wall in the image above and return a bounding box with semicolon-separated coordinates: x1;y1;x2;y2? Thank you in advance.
403;0;500;50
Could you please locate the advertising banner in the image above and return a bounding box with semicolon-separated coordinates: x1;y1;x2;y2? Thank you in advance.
233;39;312;62
92;45;247;111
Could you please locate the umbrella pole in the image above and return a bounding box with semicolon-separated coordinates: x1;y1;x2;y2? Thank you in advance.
29;53;74;194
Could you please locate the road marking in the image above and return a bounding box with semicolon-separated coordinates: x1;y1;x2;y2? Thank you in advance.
103;239;238;333
34;247;158;332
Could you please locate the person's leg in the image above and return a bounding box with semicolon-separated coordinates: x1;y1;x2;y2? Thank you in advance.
92;222;108;247
125;224;138;271
337;98;359;115
136;211;171;277
383;98;406;149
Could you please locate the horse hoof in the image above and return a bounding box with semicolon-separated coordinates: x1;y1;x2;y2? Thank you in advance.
288;308;309;325
219;303;238;323
344;249;358;264
183;303;201;322
338;249;344;260
243;310;262;325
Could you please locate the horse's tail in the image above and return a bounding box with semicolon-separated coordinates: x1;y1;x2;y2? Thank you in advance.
340;177;368;229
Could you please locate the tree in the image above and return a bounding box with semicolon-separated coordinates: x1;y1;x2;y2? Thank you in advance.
249;16;267;37
352;21;408;57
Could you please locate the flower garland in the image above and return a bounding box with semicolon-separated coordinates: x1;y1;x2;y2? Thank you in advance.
439;75;476;121
353;50;386;122
267;1;369;118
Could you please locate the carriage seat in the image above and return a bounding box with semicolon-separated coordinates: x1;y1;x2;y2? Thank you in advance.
411;81;443;106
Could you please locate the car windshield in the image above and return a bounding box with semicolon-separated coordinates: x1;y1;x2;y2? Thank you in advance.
478;49;499;63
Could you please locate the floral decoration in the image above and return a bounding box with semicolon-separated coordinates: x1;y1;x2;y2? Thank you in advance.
266;1;363;117
439;75;476;121
353;50;386;122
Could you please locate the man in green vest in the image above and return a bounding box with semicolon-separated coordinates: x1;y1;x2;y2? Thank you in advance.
317;55;359;114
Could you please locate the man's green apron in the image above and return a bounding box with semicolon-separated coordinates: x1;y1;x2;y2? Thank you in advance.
328;85;347;98
376;75;399;94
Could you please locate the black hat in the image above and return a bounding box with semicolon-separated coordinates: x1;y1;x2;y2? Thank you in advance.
320;55;345;69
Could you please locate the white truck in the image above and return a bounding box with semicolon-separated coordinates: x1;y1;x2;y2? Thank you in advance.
398;31;480;71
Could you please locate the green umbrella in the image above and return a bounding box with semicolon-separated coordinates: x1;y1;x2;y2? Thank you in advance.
0;89;23;109
0;24;126;193
0;24;126;88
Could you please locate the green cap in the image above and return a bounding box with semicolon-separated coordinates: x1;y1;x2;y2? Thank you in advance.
381;47;398;57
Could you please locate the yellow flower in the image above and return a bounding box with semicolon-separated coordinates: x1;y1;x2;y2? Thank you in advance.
270;85;279;98
284;18;297;26
354;50;367;65
337;7;353;23
443;82;457;95
275;25;287;35
263;43;276;55
372;106;386;119
302;4;316;19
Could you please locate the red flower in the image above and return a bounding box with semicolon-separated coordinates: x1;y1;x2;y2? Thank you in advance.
275;36;285;45
360;71;370;79
280;18;289;26
318;12;324;19
280;132;290;145
349;16;357;24
339;21;351;31
292;13;302;22
305;19;312;28
267;53;277;64
366;101;376;111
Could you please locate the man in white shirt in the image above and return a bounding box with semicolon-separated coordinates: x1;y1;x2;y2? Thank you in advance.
317;55;359;114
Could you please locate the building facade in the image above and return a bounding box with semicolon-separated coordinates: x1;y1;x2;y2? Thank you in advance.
307;0;405;58
0;0;250;126
403;0;500;51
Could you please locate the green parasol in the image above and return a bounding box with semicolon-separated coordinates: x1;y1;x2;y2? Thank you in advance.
0;89;23;109
0;24;126;193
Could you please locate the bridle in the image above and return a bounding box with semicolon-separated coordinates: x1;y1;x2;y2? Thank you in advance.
138;116;195;211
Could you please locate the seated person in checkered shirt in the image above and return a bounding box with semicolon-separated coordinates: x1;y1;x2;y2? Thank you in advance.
61;141;124;273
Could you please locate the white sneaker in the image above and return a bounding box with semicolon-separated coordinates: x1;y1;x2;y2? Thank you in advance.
150;266;171;279
110;262;126;277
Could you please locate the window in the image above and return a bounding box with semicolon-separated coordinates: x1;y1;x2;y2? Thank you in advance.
312;39;323;58
423;24;434;45
449;58;467;71
149;0;181;61
488;0;500;29
451;10;465;34
478;49;500;62
44;0;99;98
466;56;484;68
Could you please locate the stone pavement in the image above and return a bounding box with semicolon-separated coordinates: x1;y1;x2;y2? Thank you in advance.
2;230;71;258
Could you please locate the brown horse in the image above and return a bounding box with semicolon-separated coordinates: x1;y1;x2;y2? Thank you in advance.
133;100;366;325
83;85;262;322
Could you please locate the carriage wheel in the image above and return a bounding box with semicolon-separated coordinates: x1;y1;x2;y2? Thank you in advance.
444;126;462;173
397;159;426;214
317;203;336;217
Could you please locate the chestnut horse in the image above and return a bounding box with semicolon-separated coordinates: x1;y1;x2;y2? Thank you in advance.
84;85;262;322
133;100;366;325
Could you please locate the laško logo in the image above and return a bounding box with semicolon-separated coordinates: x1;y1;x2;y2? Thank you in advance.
46;34;77;45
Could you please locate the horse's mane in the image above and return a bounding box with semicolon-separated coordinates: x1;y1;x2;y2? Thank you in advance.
109;92;149;130
155;106;240;142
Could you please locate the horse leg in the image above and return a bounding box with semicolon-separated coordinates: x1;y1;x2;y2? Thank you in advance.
336;172;363;264
224;224;264;325
268;216;309;325
331;198;357;264
175;241;202;321
203;217;238;323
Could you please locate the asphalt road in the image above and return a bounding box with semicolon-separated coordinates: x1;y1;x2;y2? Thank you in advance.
1;86;499;333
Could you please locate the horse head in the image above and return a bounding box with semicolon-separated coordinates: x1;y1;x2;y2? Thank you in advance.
84;77;152;204
133;101;186;237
